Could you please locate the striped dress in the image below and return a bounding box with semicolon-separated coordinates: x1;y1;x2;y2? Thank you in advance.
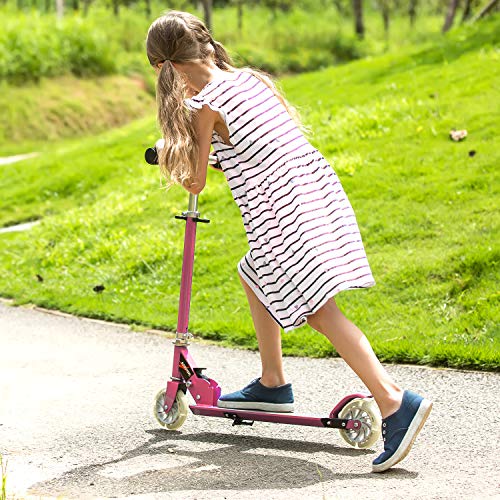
185;70;375;332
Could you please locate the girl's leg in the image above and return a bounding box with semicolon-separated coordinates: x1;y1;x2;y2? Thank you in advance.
238;273;286;388
307;297;404;419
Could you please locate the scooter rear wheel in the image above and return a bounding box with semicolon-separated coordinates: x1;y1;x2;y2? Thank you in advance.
154;389;189;430
338;397;381;449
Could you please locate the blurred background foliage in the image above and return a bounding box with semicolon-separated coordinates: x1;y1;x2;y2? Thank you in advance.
1;0;497;85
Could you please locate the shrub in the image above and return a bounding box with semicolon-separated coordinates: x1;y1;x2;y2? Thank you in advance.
0;12;116;84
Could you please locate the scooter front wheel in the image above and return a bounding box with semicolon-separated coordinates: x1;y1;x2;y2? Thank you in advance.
338;397;381;449
154;389;189;430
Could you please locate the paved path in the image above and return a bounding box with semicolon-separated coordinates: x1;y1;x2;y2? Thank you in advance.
0;153;39;166
1;302;499;499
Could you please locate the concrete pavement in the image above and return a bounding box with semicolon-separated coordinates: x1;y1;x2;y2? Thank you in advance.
1;301;499;499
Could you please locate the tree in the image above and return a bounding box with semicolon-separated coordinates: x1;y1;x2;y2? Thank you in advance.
408;0;418;27
236;0;243;32
442;0;460;33
378;0;390;36
471;0;499;20
56;0;64;18
353;0;364;39
200;0;213;32
226;0;245;31
82;0;91;15
461;0;474;21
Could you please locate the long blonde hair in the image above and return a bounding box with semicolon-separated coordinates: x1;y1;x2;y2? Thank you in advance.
146;11;301;188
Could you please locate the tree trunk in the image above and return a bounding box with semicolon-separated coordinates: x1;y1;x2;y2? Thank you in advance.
353;0;364;39
237;0;243;32
442;0;460;32
56;0;64;18
461;0;473;21
408;0;418;27
472;0;499;21
145;0;151;17
112;0;119;17
201;0;213;32
82;0;90;15
379;0;390;36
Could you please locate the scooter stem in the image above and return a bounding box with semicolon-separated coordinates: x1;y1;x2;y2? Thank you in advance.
185;193;200;217
176;193;199;337
174;193;210;343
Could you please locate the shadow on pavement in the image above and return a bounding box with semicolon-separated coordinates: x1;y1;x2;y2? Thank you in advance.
29;429;417;497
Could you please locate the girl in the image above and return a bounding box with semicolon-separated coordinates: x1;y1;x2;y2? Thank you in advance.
146;11;432;473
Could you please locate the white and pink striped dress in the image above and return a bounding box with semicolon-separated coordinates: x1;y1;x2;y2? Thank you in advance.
185;70;375;332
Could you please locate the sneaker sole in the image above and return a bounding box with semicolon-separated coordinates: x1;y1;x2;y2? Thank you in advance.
216;400;294;413
372;398;433;473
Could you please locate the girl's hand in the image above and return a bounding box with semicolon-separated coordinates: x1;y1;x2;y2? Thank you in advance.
154;139;221;171
155;138;165;152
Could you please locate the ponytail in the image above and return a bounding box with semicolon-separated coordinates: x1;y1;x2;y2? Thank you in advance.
156;60;199;188
210;39;233;70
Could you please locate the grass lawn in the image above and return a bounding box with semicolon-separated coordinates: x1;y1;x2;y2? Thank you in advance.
0;75;155;152
0;16;498;370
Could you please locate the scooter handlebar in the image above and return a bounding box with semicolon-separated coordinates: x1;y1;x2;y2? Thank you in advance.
145;147;159;165
144;144;223;171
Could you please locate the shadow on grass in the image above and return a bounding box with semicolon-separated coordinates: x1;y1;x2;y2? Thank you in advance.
29;429;417;497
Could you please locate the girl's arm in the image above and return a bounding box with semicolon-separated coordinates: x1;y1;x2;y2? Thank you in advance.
182;104;218;195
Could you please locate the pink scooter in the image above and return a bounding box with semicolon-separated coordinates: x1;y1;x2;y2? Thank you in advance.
146;147;382;449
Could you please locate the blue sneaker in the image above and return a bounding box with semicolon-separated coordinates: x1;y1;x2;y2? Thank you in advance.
372;390;432;472
217;378;294;413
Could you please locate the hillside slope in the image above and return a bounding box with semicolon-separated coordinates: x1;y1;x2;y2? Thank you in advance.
0;75;155;153
0;16;498;369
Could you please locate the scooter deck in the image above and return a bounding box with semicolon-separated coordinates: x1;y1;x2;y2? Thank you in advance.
189;404;360;429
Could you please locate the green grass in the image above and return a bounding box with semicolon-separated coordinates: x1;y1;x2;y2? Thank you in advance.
0;75;155;149
0;455;6;500
0;16;498;370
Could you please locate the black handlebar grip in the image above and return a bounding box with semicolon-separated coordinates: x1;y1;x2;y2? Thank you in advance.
145;147;159;165
145;145;223;171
